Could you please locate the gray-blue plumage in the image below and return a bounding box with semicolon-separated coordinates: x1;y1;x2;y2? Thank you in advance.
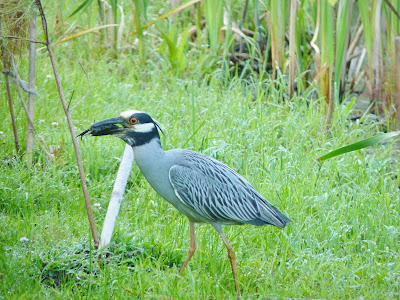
169;150;290;228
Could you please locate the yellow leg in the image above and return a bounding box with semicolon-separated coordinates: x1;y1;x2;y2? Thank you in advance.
179;221;197;275
219;231;241;296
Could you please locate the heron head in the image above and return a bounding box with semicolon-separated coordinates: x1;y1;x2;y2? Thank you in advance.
79;110;163;147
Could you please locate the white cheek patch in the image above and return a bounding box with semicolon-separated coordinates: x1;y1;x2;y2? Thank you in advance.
120;110;143;119
133;122;155;133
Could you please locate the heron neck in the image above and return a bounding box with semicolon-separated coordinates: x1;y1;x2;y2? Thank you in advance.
132;137;164;163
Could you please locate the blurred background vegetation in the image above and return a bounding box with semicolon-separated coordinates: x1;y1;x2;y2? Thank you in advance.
2;0;400;133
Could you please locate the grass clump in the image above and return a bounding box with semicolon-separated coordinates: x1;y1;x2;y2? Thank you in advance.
37;236;179;289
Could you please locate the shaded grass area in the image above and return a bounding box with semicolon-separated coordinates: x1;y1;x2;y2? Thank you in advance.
1;42;400;299
37;237;180;290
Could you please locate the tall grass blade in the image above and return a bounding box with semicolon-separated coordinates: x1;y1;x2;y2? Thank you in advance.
370;0;383;101
383;0;400;126
155;21;176;60
318;131;400;162
359;0;373;59
319;0;333;103
359;0;384;102
270;0;288;80
335;0;351;96
204;0;224;56
67;0;95;19
288;0;297;98
295;0;306;79
132;0;148;61
176;28;190;71
395;37;400;128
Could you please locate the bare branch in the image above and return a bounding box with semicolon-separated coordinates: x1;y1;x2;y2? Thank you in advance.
383;0;400;20
6;51;55;162
0;35;47;45
70;61;91;111
67;89;75;110
2;62;20;154
26;12;37;167
3;47;39;95
346;24;363;61
35;0;99;248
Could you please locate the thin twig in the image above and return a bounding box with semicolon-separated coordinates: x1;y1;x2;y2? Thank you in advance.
346;24;363;61
220;26;263;60
35;0;99;248
4;48;39;95
70;61;90;111
67;89;75;110
0;18;20;154
2;60;20;153
26;11;37;167
7;52;55;162
383;0;400;20
346;50;362;62
349;48;367;91
0;35;47;45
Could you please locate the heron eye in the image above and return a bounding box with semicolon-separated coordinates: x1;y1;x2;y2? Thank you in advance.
129;117;139;125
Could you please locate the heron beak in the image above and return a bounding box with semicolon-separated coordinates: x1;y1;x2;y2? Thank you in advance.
78;116;127;138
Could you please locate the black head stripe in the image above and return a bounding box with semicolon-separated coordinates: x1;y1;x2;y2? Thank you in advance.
154;121;164;135
133;112;155;124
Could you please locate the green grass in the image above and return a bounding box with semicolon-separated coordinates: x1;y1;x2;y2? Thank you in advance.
1;6;400;299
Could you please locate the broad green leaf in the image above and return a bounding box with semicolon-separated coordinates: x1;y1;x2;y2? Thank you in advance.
318;131;400;162
334;0;350;86
177;29;190;71
359;0;373;63
68;0;95;19
270;0;288;72
154;21;177;64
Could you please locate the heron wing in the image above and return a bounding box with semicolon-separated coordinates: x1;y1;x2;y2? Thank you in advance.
168;150;290;227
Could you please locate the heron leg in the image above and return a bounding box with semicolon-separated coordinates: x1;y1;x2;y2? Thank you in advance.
219;230;241;296
179;221;196;275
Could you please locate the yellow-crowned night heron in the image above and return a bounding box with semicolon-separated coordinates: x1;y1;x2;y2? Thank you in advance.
79;110;291;294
